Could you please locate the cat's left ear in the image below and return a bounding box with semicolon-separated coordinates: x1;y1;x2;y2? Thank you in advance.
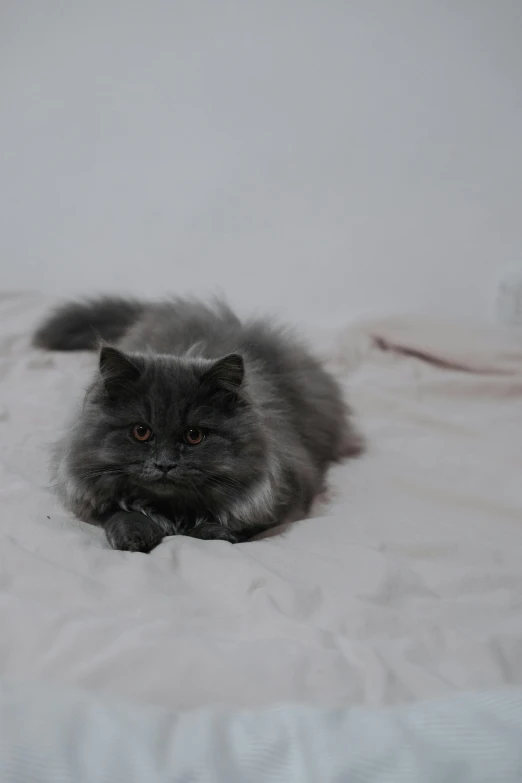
201;353;244;391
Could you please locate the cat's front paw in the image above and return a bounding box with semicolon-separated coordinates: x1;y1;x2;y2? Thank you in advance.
105;511;165;553
118;499;175;534
187;517;239;543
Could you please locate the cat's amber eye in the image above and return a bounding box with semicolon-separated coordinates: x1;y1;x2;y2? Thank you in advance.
184;428;204;445
132;424;152;442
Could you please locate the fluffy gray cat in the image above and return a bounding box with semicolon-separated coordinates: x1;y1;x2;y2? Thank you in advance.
34;297;361;552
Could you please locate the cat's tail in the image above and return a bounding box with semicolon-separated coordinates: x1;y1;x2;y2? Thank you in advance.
33;297;143;350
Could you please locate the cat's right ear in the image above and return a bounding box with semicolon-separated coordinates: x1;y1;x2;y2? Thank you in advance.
201;353;244;392
99;346;142;398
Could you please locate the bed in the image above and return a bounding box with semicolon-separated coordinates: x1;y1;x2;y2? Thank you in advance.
0;292;521;779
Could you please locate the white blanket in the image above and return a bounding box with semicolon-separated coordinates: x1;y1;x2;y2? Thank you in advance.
0;293;521;709
1;680;522;783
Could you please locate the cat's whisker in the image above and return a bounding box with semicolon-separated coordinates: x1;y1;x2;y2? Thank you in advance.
207;475;247;493
71;467;127;481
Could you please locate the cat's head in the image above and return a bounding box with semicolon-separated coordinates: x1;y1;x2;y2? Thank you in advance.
64;346;266;517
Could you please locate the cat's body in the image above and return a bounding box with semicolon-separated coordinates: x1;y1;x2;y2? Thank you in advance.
34;297;361;552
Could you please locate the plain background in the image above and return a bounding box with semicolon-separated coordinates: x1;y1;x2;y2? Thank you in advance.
1;1;521;326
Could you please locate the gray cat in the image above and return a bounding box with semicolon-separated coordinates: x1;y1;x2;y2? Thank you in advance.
34;297;361;552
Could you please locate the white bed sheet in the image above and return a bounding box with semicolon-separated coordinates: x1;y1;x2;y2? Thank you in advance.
0;292;521;710
2;680;522;783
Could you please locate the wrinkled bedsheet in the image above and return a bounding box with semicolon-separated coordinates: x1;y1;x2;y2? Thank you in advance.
0;292;521;710
2;680;522;783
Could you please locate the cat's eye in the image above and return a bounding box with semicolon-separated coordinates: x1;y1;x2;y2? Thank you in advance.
184;428;204;445
132;424;152;442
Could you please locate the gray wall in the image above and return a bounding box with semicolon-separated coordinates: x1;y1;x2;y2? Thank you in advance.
1;1;521;324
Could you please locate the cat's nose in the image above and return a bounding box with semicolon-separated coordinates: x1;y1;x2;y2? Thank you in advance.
153;461;177;474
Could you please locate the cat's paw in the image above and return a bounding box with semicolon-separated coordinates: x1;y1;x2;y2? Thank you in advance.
187;517;238;543
118;499;174;534
105;511;165;553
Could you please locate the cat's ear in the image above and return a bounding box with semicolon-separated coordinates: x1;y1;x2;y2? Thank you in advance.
201;353;244;391
99;346;142;397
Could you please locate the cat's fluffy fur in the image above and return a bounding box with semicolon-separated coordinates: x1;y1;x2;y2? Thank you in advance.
34;297;361;552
